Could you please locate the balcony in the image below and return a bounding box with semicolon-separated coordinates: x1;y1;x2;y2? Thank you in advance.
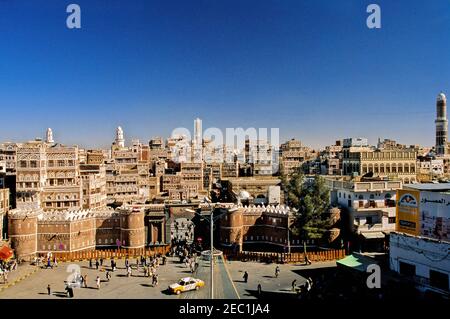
354;222;384;232
353;200;396;211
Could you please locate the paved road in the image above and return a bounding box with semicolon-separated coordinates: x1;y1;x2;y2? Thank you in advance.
178;255;239;299
226;260;336;299
0;256;334;299
0;255;238;299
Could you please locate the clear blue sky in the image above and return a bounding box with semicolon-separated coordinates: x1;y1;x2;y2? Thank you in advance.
0;0;449;149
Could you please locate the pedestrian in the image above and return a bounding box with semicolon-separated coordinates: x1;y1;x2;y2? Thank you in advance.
100;258;103;266
291;280;297;291
125;258;129;269
154;274;159;286
257;283;262;296
127;266;132;277
47;258;52;269
304;254;312;265
89;259;93;268
95;259;99;270
162;256;166;265
47;284;51;295
83;274;88;288
53;256;58;267
96;276;101;289
110;259;114;272
243;271;248;283
275;266;280;278
106;270;111;281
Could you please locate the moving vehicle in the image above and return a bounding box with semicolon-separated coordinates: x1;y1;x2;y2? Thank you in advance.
169;277;205;295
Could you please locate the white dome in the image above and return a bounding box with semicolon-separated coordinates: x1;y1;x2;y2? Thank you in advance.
238;190;251;200
437;92;446;102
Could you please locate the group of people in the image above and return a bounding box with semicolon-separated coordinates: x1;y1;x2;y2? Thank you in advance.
0;260;17;284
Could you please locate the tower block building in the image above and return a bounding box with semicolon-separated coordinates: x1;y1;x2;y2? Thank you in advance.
435;92;448;155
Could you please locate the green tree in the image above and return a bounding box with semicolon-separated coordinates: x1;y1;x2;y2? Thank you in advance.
283;169;331;244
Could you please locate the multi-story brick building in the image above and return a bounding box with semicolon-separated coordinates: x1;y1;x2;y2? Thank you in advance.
280;139;317;176
80;163;107;209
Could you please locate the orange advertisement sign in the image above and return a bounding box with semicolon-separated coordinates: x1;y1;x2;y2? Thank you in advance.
396;189;420;235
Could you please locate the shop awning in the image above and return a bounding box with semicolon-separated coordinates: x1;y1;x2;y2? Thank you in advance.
336;254;378;273
361;232;385;239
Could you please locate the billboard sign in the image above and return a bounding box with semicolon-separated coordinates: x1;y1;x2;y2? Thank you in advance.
396;189;420;235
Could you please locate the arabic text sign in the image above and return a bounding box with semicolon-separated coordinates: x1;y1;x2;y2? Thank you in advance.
396;189;420;235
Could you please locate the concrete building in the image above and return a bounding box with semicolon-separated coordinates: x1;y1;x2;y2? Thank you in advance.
390;232;449;295
398;183;450;241
327;177;402;247
343;146;417;183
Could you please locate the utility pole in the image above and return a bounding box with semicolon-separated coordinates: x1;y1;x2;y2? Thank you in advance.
210;209;214;299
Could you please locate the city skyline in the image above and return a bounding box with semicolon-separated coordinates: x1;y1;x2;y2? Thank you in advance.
1;0;449;148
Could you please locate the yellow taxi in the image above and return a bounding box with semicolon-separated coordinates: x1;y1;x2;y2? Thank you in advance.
169;277;205;295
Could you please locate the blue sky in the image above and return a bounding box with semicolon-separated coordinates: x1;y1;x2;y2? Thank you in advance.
0;0;449;149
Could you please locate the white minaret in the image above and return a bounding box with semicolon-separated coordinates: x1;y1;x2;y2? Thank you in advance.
194;118;202;145
115;126;125;148
435;92;447;155
46;128;54;144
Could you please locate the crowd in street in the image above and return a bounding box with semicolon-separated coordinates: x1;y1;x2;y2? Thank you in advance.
0;259;18;284
52;253;170;297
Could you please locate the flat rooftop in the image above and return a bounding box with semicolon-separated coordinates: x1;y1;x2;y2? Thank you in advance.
405;183;450;192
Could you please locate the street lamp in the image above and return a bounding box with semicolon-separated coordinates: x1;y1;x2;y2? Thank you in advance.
186;200;237;299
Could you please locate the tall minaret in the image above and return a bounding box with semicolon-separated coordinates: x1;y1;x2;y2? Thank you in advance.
193;118;202;162
115;126;125;148
435;92;447;155
46;128;54;144
194;118;202;145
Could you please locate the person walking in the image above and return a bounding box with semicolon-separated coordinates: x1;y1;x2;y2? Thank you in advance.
96;276;101;289
106;270;111;281
304;254;312;265
83;274;88;288
257;283;262;296
127;266;132;277
110;259;115;272
154;274;159;287
243;271;248;283
89;259;93;268
125;258;129;269
100;258;104;267
291;280;297;291
47;284;51;295
275;266;280;278
95;259;99;270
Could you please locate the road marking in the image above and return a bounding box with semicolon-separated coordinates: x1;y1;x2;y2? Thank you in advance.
221;256;240;299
